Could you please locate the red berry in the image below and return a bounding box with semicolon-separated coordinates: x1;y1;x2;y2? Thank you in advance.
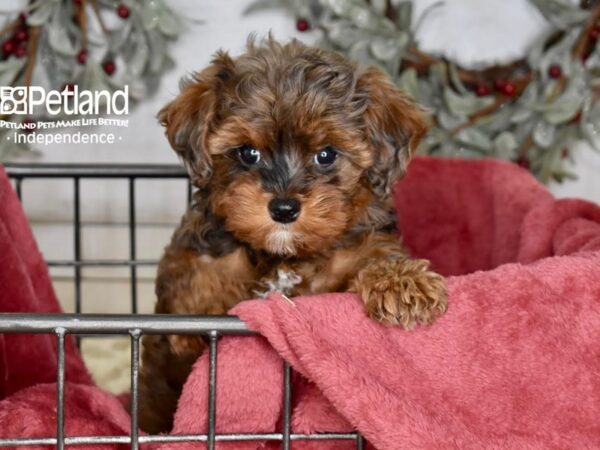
502;83;516;96
15;28;28;42
561;148;569;159
76;49;87;64
62;83;76;93
296;18;310;32
2;39;15;55
74;0;82;6
548;64;562;79
103;60;116;75
493;78;507;92
475;84;490;97
590;26;600;41
117;4;130;19
14;44;26;58
18;13;27;23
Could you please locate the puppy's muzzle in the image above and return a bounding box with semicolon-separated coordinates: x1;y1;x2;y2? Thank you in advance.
268;198;301;223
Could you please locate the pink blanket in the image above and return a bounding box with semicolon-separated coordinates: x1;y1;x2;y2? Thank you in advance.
166;158;600;449
1;158;600;450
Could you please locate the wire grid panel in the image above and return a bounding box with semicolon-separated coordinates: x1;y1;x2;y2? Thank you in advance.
6;163;192;316
0;314;364;448
2;164;365;448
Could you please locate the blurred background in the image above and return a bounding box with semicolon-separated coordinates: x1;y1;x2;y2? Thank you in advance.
1;0;599;391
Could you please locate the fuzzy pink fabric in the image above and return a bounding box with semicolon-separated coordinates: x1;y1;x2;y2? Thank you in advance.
0;165;131;447
164;158;600;450
0;166;93;397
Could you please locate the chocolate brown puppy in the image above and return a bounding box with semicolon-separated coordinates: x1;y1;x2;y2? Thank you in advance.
139;38;447;433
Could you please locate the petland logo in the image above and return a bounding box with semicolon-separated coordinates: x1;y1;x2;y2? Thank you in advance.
0;85;129;116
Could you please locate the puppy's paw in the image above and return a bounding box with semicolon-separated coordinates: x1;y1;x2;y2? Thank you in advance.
354;258;447;329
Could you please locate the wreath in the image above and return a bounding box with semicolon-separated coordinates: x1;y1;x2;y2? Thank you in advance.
0;0;183;159
247;0;600;182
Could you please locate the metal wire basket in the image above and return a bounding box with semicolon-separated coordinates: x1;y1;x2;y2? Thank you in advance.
1;163;364;449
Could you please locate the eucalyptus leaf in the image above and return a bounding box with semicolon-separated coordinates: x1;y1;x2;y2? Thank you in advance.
27;0;58;27
370;0;387;15
348;40;375;65
244;0;291;15
325;21;365;49
127;34;150;77
48;11;76;56
0;59;26;86
533;120;556;148
444;88;494;116
147;32;167;74
510;107;534;124
370;34;407;61
580;101;600;151
541;76;585;125
448;63;468;95
141;0;161;31
529;0;588;29
397;68;419;99
109;22;133;54
437;109;467;130
456;127;493;152
158;6;182;37
395;1;412;31
321;0;363;17
494;131;519;159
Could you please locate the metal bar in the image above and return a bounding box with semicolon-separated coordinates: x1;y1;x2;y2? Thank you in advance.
4;163;187;178
0;432;361;446
47;259;157;267
357;433;364;450
138;432;361;443
187;179;193;205
55;328;66;450
0;438;57;446
73;177;82;315
128;178;138;314
15;177;22;201
0;314;253;335
208;330;218;450
130;330;141;450
283;362;292;450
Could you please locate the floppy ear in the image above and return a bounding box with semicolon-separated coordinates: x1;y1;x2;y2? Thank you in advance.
358;66;429;198
158;52;235;187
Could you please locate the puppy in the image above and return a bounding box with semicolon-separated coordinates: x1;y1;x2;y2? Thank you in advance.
139;38;447;433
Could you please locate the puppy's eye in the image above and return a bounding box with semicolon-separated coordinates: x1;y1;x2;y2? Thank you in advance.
314;147;337;166
237;145;261;166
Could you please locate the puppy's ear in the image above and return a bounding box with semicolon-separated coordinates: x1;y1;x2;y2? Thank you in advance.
358;66;429;198
158;52;235;187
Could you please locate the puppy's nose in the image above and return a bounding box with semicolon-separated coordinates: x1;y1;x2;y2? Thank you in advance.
268;198;301;224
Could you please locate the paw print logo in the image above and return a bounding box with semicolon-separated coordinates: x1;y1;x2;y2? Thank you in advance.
0;86;28;115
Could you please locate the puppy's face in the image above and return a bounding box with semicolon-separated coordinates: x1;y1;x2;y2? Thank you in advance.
160;40;427;257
